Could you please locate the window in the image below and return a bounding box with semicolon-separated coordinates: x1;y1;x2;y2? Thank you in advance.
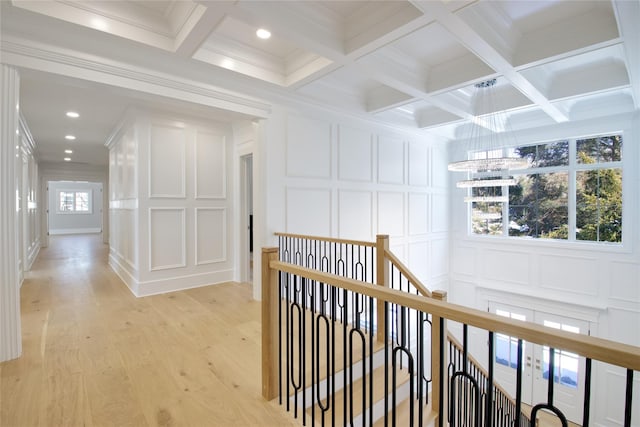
58;190;92;213
470;134;622;243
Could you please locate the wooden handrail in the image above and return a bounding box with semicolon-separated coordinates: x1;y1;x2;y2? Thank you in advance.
274;232;376;247
270;260;640;371
384;248;432;298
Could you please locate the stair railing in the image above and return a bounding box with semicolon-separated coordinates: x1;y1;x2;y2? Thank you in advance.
447;332;531;426
262;245;640;427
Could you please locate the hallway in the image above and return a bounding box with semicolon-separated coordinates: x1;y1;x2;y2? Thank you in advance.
0;235;295;426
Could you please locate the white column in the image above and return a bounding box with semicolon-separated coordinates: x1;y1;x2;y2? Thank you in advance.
0;65;22;362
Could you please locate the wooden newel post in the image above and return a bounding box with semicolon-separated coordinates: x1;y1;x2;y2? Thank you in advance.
375;234;389;343
431;290;448;417
261;247;280;400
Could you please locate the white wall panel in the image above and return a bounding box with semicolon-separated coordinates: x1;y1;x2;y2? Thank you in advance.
286;115;331;178
408;141;429;186
408;241;429;283
149;208;186;271
539;254;598;295
124;128;136;199
195;131;226;199
431;193;448;233
378;136;404;184
338;190;372;240
607;308;640;346
149;124;186;198
195;208;226;265
610;261;640;302
452;246;476;276
338;125;372;182
431;239;448;278
603;368;640;426
286;187;331;236
431;144;449;188
377;192;404;237
408;192;428;236
481;249;530;286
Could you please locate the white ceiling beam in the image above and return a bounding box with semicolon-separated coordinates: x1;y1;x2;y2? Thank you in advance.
612;0;640;108
174;3;234;57
410;0;569;124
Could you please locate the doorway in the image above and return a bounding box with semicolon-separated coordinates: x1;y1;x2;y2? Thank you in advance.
489;301;589;423
240;154;253;284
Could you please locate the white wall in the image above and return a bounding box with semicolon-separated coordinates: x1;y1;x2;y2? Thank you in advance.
448;112;640;426
48;181;102;235
17;116;40;277
257;105;449;298
108;110;234;297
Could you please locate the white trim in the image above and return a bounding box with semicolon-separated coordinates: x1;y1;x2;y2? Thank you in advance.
194;207;227;265
148;207;186;271
194;130;227;199
1;37;272;118
49;228;101;235
148;123;187;199
135;269;235;297
109;252;140;296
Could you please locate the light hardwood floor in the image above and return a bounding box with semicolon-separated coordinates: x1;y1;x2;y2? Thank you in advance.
0;234;297;427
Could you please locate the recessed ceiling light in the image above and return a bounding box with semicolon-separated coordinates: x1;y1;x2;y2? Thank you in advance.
256;28;271;40
66;111;79;118
64;157;71;162
65;135;76;140
65;149;73;154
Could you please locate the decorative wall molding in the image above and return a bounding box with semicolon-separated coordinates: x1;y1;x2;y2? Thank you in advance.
0;38;273;118
195;207;227;265
148;123;186;198
148;207;186;271
194;130;226;199
0;65;22;362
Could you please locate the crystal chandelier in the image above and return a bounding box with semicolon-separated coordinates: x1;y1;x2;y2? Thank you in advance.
448;78;528;200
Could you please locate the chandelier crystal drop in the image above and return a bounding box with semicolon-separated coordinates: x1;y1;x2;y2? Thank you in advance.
448;78;528;203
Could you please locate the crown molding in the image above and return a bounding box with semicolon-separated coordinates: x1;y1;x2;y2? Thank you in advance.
1;37;273;118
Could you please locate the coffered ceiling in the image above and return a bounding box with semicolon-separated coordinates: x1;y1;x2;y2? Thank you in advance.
1;0;639;165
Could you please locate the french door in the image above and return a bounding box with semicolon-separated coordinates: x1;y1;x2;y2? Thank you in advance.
489;302;589;423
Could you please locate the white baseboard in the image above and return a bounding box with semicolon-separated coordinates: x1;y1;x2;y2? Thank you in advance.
136;269;234;297
108;252;234;298
49;228;101;235
109;252;140;296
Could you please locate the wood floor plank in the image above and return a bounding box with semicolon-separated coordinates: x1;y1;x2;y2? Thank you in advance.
0;234;297;426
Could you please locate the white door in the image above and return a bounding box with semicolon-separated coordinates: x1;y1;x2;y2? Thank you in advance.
531;311;588;423
489;302;588;424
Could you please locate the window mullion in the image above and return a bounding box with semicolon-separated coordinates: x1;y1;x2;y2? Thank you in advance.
568;139;577;241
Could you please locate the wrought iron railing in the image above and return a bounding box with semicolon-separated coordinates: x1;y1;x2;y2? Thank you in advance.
262;246;640;427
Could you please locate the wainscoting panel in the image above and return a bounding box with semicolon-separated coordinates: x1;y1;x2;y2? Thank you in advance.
408;141;429;187
431;193;448;233
286;115;331;179
286;187;331;236
408;192;428;236
377;191;404;237
195;207;227;265
377;135;405;185
195;131;226;199
539;254;598;296
123;127;137;199
610;261;640;302
408;241;429;284
338;190;372;240
149;208;186;271
149;124;186;198
481;249;530;286
430;238;448;279
337;125;372;182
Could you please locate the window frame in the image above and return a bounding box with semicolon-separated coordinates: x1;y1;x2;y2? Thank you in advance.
467;134;624;245
56;189;93;214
